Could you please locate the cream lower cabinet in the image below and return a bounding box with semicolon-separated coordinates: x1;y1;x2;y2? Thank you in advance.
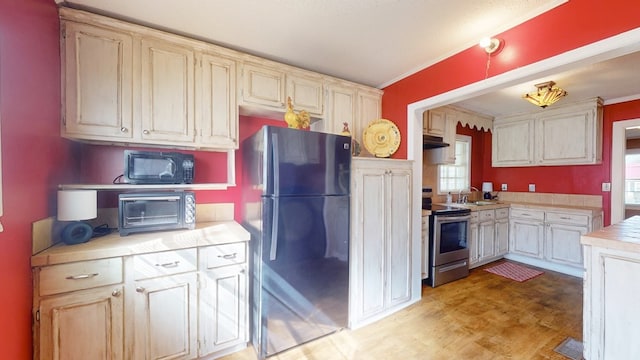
34;243;248;360
350;159;412;328
198;243;248;357
507;206;602;277
469;208;509;269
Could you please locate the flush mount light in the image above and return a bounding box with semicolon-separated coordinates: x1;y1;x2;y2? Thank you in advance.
479;37;502;54
522;81;568;108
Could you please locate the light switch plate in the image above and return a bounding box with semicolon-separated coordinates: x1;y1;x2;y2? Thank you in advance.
602;182;611;192
501;183;508;191
528;184;536;192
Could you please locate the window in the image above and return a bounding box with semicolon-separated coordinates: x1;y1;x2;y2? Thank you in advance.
438;135;471;194
625;151;640;205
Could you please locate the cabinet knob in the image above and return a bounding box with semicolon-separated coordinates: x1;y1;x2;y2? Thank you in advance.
143;129;150;135
120;127;128;133
136;287;145;293
112;289;122;297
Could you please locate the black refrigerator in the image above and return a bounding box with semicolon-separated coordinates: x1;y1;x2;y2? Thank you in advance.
241;126;351;359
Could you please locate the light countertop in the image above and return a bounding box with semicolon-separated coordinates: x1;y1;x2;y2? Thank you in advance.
32;221;250;267
422;201;602;217
581;215;640;253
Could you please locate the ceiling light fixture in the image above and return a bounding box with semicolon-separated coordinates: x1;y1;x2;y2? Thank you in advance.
522;81;568;108
479;37;502;54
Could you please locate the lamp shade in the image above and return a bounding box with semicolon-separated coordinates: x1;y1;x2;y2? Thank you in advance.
482;182;494;192
57;190;97;221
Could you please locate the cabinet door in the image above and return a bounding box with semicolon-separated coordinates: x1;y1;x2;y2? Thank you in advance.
469;221;480;267
352;166;386;319
495;218;509;256
37;285;124;360
492;119;535;167
425;111;456;164
545;223;586;266
140;38;196;143
199;53;238;149
355;90;382;149
134;272;198;360
423;109;446;136
509;219;544;258
199;264;247;356
324;83;356;135
61;21;133;140
241;62;285;108
536;109;596;165
286;73;324;116
386;168;412;308
479;221;496;260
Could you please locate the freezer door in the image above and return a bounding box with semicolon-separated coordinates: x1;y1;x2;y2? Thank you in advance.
257;195;349;358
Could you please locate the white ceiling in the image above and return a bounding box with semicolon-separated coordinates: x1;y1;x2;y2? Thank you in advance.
57;0;640;118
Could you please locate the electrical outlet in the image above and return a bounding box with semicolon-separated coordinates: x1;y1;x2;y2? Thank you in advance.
602;182;611;192
501;183;508;191
528;184;536;192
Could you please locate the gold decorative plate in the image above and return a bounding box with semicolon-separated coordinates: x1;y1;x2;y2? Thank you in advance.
362;119;401;158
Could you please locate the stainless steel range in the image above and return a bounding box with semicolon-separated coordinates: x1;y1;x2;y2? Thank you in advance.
424;204;471;287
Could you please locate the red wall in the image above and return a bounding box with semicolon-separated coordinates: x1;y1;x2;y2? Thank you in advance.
382;0;640;225
0;0;75;357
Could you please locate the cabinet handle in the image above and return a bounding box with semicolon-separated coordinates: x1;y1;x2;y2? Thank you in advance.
143;129;150;135
65;273;99;280
155;261;180;268
218;253;237;260
112;289;122;297
120;127;128;133
136;287;145;293
560;216;571;220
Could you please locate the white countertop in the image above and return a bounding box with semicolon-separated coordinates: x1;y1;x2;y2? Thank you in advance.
422;201;602;217
581;215;640;253
32;221;250;267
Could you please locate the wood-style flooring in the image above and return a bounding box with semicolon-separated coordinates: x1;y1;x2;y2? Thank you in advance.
221;260;582;360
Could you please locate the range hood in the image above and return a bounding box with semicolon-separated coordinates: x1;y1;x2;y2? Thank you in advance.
423;135;450;149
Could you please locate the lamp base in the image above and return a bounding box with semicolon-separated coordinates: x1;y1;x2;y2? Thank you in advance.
61;221;93;245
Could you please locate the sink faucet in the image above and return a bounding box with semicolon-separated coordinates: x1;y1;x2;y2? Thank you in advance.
457;189;468;204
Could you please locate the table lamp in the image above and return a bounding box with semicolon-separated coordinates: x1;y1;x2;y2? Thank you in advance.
482;182;494;200
57;190;97;245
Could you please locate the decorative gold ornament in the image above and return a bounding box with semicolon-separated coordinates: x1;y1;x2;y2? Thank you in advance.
284;97;310;129
363;119;401;158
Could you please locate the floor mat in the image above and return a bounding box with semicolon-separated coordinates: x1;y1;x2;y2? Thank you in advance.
483;262;543;282
554;337;583;360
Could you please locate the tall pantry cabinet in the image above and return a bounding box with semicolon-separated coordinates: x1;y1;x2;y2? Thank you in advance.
349;158;413;328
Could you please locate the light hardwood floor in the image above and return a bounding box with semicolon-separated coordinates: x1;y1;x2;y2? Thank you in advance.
222;260;582;360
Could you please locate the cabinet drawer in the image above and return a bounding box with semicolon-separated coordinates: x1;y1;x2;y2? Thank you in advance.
478;210;494;222
546;212;590;226
201;242;246;269
133;248;197;280
38;258;123;296
495;208;509;219
510;208;545;221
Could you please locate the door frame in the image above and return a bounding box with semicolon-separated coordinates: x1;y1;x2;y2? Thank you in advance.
611;119;640;224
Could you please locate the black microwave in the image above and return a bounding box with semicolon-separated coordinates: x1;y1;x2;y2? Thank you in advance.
124;150;194;184
118;191;196;236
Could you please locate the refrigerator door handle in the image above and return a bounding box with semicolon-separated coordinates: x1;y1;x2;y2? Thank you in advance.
270;197;279;261
272;133;280;197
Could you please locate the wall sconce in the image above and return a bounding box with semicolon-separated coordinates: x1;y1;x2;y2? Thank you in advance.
522;81;568;108
479;37;502;54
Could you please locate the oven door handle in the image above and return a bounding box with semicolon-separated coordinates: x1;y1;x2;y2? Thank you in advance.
436;214;471;222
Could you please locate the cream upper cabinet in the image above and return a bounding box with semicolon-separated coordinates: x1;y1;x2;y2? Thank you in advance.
492;117;535;166
493;98;603;167
198;53;238;149
286;71;324;116
241;62;286;108
423;108;446;136
323;82;357;135
60;8;239;151
140;37;196;144
355;88;383;147
350;159;412;328
424;108;456;164
61;20;134;141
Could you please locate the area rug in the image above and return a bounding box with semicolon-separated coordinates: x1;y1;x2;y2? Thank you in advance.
483;262;544;282
554;337;583;360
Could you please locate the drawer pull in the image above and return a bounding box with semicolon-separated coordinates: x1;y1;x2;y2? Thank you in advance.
155;261;180;268
560;216;571;220
218;253;237;260
65;273;99;280
112;289;121;297
136;287;145;293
